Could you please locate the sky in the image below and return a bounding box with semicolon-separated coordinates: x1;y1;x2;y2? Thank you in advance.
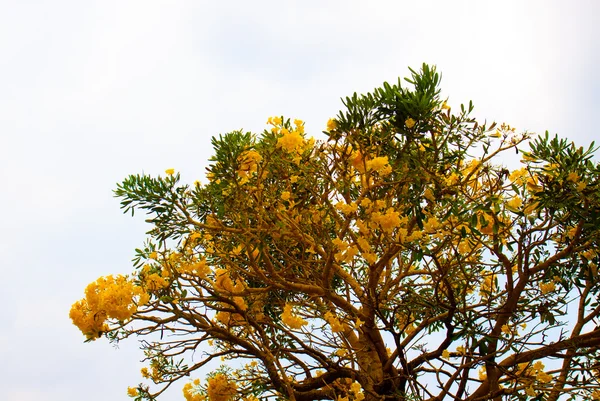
0;1;598;400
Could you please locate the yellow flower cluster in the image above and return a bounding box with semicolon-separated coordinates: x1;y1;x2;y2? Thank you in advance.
365;156;392;176
237;149;262;184
327;118;337;131
350;381;365;401
207;373;237;401
515;361;553;388
335;201;358;215
178;258;211;279
183;379;205;401
539;281;556;295
213;269;248;326
278;129;304;152
332;237;359;263
505;196;523;212
141;264;170;292
370;208;401;234
324;311;345;333
70;275;148;340
281;303;307;329
479;271;496;298
269;118;312;155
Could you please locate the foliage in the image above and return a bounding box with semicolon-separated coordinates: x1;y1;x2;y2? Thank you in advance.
70;64;600;401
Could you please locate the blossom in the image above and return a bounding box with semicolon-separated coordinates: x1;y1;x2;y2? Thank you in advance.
442;349;450;359
237;150;262;182
423;217;441;232
165;168;175;175
267;116;282;126
183;379;205;401
505;196;523;212
350;382;365;401
371;208;401;234
70;275;147;340
281;303;307;329
327;118;337;131
567;172;580;182
490;130;502;138
335;201;358;215
366;156;392;176
539;281;556;295
144;272;169;291
324;311;345;332
207;373;237;401
281;191;291;201
277;129;305;153
127;387;139;397
509;168;528;184
405;118;416;129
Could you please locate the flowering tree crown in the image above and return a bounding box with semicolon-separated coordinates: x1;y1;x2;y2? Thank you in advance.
71;64;600;401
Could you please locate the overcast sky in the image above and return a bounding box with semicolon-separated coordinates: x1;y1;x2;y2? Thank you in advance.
1;1;598;400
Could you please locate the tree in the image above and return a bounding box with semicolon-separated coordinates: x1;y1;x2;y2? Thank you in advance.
70;64;600;401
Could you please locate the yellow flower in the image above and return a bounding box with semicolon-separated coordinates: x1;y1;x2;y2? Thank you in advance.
567;172;579;182
327;118;337;131
281;191;291;201
509;168;528;184
490;130;502;138
324;311;345;332
525;386;536;397
505;196;523;212
405;118;416;129
371;208;401;234
539;281;556;295
268;116;282;126
442;349;450;359
536;370;552;383
281;303;307;329
70;275;145;340
442;101;451;110
127;387;138;397
207;373;237;401
165;168;175;175
366;156;392;176
277;130;305;153
335;201;358;215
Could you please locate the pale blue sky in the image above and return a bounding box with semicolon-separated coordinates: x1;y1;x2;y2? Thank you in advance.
0;1;598;400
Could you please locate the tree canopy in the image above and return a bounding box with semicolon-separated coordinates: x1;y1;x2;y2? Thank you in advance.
70;64;600;401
